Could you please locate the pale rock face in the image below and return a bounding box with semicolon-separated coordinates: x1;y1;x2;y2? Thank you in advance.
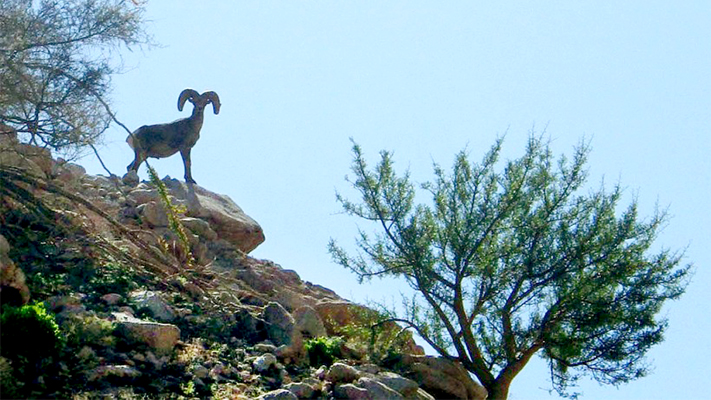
333;384;371;400
121;176;263;253
373;371;420;397
252;353;278;373
400;354;488;400
262;302;297;347
112;312;180;355
162;178;265;253
122;170;139;186
293;305;328;339
257;388;298;400
356;377;404;400
326;362;360;384
100;293;123;306
180;217;218;240
284;382;316;398
136;201;169;227
129;290;176;322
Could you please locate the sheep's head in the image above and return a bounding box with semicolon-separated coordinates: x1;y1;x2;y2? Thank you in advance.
178;89;221;115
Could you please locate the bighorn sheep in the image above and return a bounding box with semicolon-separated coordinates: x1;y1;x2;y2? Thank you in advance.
126;89;221;184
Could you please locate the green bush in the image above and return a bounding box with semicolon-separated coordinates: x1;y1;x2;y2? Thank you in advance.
304;336;344;367
0;302;64;396
0;302;64;363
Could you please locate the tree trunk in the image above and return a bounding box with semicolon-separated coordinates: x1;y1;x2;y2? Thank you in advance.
486;379;513;400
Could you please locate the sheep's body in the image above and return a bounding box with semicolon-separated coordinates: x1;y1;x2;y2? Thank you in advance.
127;89;220;184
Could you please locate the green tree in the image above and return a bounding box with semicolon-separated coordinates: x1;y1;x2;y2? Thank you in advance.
0;0;150;159
329;136;690;400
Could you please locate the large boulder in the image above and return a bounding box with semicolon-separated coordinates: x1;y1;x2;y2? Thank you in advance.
293;305;327;339
326;362;360;384
163;178;265;253
398;355;488;400
129;290;176;322
112;312;180;355
262;302;298;347
356;377;404;400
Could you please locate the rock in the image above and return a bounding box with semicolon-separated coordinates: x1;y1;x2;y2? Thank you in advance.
326;362;360;384
233;307;267;343
0;235;30;306
0;132;50;177
262;302;297;347
112;312;180;355
293;306;327;339
163;178;264;253
399;355;487;400
53;161;87;182
145;351;168;371
252;353;278;373
374;372;419;397
45;293;85;312
101;293;123;305
127;187;159;205
129;290;176;321
284;382;317;398
193;365;210;379
122;170;139;186
87;365;142;382
136;201;169;227
356;377;404;400
334;384;371;400
258;388;298;400
253;343;278;354
181;217;218;240
314;365;328;380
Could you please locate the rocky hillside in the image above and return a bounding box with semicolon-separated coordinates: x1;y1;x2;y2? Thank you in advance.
0;128;487;399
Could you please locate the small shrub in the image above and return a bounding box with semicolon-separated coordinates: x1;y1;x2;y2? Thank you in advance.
61;314;116;349
0;302;64;363
328;308;413;364
0;302;64;396
304;336;344;367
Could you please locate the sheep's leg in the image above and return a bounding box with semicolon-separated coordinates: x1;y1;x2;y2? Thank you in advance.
127;151;145;173
181;148;196;184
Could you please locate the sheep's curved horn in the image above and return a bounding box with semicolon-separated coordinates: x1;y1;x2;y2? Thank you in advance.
203;91;221;115
178;89;199;111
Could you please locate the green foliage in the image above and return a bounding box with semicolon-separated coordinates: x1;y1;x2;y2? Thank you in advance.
330;135;691;399
304;336;344;367
61;314;116;349
0;302;64;363
0;0;151;158
328;307;413;364
0;302;64;397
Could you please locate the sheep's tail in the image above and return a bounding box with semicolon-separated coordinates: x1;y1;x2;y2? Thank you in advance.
126;134;135;150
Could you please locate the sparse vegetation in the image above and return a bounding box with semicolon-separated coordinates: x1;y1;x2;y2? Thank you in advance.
305;336;344;367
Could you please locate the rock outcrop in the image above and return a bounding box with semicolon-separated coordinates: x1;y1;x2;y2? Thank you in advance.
0;137;487;400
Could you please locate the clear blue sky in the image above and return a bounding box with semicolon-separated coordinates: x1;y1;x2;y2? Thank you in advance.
81;2;710;399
